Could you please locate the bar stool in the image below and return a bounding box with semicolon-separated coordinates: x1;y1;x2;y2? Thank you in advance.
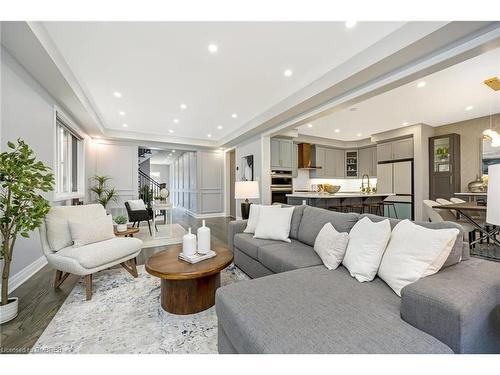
378;202;398;218
363;202;383;215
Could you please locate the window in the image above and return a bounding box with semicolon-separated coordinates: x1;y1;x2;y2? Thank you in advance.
55;109;84;200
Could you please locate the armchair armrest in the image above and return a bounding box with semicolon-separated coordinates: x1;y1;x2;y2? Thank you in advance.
400;258;500;353
227;220;248;252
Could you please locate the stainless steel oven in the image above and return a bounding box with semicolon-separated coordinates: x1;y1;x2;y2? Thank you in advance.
271;171;293;204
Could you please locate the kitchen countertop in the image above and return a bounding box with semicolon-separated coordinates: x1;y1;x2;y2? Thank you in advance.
286;192;395;199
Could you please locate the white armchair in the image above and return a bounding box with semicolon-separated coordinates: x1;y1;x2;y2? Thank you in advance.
39;204;143;300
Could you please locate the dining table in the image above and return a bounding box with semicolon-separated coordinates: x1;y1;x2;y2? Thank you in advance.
433;201;500;248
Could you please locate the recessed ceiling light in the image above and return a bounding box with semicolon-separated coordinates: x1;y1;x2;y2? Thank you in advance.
334;129;340;133
119;111;126;116
402;122;409;126
465;105;474;111
231;113;238;119
208;43;218;53
113;91;122;98
345;21;357;29
307;123;313;128
284;69;293;77
169;154;172;156
168;129;174;133
173;118;179;124
122;123;128;128
172;150;176;153
207;134;212;138
357;133;362;137
417;81;426;88
217;125;223;130
180;104;187;110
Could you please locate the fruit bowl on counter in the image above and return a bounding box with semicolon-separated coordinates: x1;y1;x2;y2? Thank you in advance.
317;184;341;194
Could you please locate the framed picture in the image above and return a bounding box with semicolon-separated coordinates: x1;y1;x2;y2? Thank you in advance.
241;155;254;181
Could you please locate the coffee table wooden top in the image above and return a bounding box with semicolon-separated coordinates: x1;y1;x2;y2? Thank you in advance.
145;245;233;280
114;227;140;237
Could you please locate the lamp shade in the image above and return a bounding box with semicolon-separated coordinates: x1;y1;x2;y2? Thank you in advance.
487;164;500;225
235;181;260;200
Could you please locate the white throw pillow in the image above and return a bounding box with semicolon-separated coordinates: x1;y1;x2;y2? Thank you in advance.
313;223;349;270
253;206;295;242
378;220;459;296
128;199;147;211
69;215;115;248
244;204;261;234
45;217;73;251
342;217;391;282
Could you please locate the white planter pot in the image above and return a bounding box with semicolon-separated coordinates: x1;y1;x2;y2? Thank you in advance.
116;224;128;232
0;297;19;325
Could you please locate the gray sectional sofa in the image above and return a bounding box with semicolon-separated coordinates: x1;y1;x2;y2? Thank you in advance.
216;205;500;354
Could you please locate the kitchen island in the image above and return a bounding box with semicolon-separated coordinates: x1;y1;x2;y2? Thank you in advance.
286;192;394;212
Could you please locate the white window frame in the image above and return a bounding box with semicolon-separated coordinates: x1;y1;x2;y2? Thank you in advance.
53;107;86;202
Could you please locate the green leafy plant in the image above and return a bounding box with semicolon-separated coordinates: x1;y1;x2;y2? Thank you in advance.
1;139;54;306
90;175;118;208
113;215;127;225
139;185;154;205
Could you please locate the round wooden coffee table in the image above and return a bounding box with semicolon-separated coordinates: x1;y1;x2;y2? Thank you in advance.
114;227;140;237
145;245;233;315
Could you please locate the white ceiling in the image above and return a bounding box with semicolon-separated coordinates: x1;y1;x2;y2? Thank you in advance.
41;22;405;143
299;47;500;140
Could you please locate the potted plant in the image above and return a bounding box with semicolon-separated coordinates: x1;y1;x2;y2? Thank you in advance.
114;215;128;232
0;139;54;324
90;175;118;209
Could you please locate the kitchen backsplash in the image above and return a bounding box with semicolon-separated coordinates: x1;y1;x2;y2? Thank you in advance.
293;170;377;192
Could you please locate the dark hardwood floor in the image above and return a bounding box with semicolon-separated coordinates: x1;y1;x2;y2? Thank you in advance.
0;209;234;354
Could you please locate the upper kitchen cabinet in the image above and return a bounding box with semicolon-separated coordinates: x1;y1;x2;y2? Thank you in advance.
271;138;293;170
309;146;344;178
377;137;413;162
358;146;377;177
345;150;358;177
429;133;460;200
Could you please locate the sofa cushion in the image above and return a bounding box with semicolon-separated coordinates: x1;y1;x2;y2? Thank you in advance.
360;213;464;268
57;237;142;269
257;240;322;273
297;206;359;247
289;205;306;240
216;266;453;354
233;233;278;260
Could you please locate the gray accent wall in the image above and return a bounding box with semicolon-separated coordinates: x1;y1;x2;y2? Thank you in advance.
1;48;73;287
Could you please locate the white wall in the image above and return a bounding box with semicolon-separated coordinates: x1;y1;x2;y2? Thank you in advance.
234;135;263;218
150;164;169;185
1;48;87;291
85;140;139;218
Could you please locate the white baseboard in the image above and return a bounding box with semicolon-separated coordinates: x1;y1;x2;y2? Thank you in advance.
1;256;47;294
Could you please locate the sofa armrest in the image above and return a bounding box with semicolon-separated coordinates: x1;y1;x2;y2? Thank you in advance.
400;258;500;353
227;220;247;252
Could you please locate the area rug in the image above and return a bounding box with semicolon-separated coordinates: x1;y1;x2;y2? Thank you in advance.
31;263;249;354
134;223;186;248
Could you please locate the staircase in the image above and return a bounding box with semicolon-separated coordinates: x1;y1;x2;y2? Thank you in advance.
138;169;161;205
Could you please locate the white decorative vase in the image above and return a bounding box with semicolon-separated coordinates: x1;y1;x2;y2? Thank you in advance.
0;297;18;325
197;220;211;255
116;224;127;232
182;228;197;256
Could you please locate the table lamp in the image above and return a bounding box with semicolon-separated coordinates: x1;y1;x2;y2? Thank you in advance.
235;181;260;220
487;164;500;226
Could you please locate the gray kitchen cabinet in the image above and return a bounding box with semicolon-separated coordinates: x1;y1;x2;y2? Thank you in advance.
393;138;413;160
310;146;326;178
377;137;413;162
358;146;377;177
292;143;298;178
271;138;293;170
377;142;393;162
331;148;345;178
310;146;344;178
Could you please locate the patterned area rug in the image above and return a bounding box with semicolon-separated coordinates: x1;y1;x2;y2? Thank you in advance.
31;264;249;354
134;223;186;248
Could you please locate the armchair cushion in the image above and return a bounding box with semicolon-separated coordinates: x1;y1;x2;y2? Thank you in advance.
127;199;147;211
57;237;143;269
69;215;115;247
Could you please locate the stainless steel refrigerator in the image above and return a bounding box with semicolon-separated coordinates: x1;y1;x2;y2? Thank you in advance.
376;160;414;220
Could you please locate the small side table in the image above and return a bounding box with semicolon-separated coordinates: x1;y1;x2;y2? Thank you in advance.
114;227;140;238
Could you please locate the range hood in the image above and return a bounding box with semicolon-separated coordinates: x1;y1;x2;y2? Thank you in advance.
298;143;322;169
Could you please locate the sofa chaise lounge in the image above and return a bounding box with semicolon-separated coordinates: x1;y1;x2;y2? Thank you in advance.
216;205;500;354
